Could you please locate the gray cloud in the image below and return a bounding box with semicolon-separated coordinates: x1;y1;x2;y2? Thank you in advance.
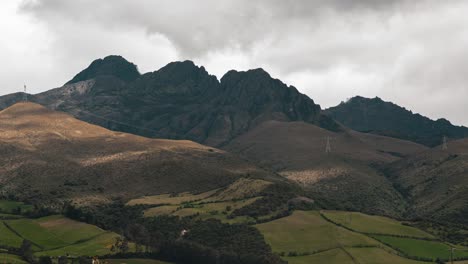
0;0;466;126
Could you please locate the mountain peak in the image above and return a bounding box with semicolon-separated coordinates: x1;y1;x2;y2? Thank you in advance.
66;55;140;85
326;96;468;146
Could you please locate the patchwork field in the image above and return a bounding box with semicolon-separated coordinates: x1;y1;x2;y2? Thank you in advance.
106;259;173;264
0;221;23;248
284;247;427;264
0;253;28;264
346;247;427;264
0;200;33;214
322;210;433;238
0;212;121;258
132;181;268;223
256;211;380;254
372;235;468;260
256;210;468;263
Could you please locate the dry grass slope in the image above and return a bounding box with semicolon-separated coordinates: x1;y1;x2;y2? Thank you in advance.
0;103;277;205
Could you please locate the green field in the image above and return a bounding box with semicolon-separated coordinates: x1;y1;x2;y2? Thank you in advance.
0;200;33;214
347;247;427;264
1;213;122;257
36;215;107;244
127;190;219;206
284;248;354;264
6;218;71;249
322;211;433;238
0;253;28;264
256;211;380;254
0;221;23;248
106;259;173;264
37;232;118;257
284;247;427;264
142;194;260;223
373;235;468;260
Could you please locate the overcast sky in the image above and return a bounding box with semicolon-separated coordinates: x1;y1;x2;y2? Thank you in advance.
1;0;467;126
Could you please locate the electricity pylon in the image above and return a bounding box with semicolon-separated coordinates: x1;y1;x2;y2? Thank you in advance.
442;136;448;150
325;136;332;154
23;84;28;102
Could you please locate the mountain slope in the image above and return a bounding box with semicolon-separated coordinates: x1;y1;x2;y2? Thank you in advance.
0;56;339;147
0;102;277;206
325;96;468;147
224;120;427;216
385;138;468;225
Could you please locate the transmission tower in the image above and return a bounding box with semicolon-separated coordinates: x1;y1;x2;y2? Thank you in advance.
23;84;28;102
325;136;332;154
442;136;448;150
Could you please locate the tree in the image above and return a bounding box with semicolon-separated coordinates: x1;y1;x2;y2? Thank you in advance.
19;239;34;263
39;256;53;264
111;237;130;254
58;256;68;264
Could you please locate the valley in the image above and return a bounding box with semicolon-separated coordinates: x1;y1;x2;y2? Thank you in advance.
0;56;467;263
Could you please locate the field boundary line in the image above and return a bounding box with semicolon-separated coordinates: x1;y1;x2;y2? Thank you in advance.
340;247;359;264
35;231;115;253
2;221;44;250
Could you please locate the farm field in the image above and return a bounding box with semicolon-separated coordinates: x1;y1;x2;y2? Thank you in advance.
284;248;354;264
0;253;28;264
128;178;271;207
256;210;468;263
0;207;122;258
37;232;118;257
372;235;468;260
346;247;427;264
256;211;380;254
135;184;265;223
0;221;23;248
0;200;33;214
321;210;433;238
106;259;173;264
284;247;427;264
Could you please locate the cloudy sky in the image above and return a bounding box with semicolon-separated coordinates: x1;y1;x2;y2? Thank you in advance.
1;0;467;125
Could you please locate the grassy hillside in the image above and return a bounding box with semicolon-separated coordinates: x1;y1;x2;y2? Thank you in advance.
128;178;275;224
385;139;468;225
0;222;23;248
0;201;33;214
256;210;468;263
372;235;468;261
225;120;426;217
0;253;28;264
106;260;173;264
0;103;278;206
256;211;379;254
283;248;354;264
0;212;121;258
322;211;433;238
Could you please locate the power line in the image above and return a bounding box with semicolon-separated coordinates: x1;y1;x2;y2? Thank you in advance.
71;108;161;134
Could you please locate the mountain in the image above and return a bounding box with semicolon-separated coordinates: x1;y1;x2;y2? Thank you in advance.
225;120;427;216
0;55;340;147
325;96;468;147
0;102;278;206
384;138;468;225
66;55;140;84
